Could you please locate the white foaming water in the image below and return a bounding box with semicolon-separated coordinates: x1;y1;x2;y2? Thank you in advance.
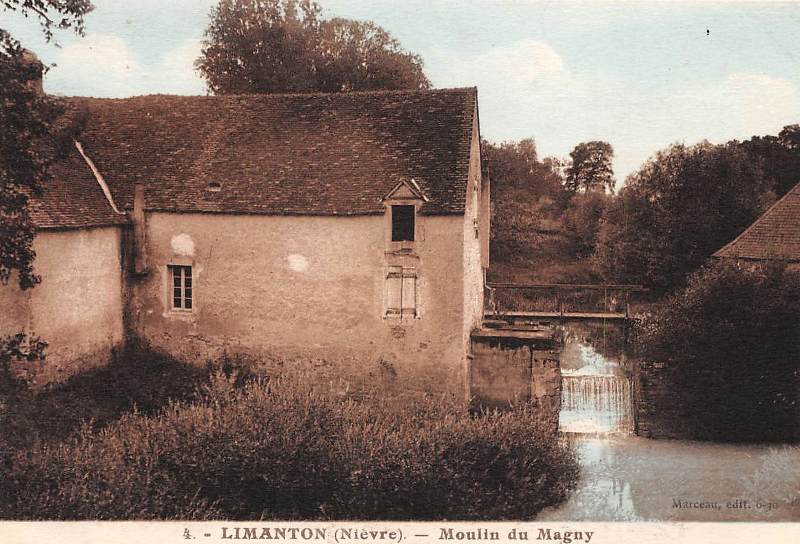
559;344;633;434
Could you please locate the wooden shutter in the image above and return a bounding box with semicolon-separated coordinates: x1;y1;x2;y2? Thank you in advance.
401;267;417;317
386;266;402;316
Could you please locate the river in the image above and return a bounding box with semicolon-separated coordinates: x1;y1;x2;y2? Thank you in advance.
538;342;800;522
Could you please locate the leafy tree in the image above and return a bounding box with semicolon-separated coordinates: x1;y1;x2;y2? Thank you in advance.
197;0;430;94
315;18;430;92
1;1;91;41
739;124;800;198
1;43;58;289
482;138;580;280
1;0;92;289
1;1;92;373
482;139;565;199
565;140;615;193
594;141;772;294
779;123;800;150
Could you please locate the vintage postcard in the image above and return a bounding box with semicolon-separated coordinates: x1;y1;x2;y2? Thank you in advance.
0;1;798;543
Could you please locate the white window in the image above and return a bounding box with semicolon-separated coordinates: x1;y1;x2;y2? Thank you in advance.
386;265;417;318
168;264;193;310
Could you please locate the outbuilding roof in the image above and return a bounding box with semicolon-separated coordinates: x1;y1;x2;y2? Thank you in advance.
32;87;478;229
714;181;800;262
28;146;129;230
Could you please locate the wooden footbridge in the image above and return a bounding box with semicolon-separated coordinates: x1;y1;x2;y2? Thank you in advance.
484;282;647;327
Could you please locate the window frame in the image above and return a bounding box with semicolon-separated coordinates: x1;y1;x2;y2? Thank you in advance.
167;264;193;312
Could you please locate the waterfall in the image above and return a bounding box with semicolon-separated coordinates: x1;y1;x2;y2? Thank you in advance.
560;370;633;435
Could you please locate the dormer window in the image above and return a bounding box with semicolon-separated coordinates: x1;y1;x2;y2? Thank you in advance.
382;179;428;247
391;205;415;242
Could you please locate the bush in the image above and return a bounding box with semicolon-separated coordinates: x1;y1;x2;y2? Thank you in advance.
636;260;800;441
0;371;578;520
0;341;215;454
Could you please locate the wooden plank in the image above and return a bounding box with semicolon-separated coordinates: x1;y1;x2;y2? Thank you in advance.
486;282;647;291
472;328;556;340
484;311;629;320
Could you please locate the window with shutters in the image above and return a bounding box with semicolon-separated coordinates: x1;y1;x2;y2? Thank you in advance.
386;265;417;318
168;264;193;311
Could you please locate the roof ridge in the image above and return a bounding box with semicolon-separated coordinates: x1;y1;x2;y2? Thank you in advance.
61;87;477;102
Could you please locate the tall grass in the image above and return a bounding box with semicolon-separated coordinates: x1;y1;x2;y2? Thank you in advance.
0;370;578;520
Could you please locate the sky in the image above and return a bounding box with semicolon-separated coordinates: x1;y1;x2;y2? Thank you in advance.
3;0;799;181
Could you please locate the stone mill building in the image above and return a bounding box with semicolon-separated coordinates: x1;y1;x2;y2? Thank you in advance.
0;86;491;395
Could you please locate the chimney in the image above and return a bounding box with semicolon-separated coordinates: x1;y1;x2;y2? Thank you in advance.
132;183;148;274
20;49;44;95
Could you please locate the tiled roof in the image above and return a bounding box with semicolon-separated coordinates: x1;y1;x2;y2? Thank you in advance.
31;87;477;228
29;146;128;229
714;181;800;262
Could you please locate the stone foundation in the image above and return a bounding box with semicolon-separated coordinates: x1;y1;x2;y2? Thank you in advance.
469;331;561;429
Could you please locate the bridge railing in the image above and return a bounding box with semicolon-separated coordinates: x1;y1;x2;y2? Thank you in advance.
485;282;647;318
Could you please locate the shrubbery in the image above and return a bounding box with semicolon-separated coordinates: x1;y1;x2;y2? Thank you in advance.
0;339;218;454
0;370;578;520
636;261;800;441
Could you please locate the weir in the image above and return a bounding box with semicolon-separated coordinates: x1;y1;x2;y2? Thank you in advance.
557;339;633;434
472;282;641;429
560;371;633;434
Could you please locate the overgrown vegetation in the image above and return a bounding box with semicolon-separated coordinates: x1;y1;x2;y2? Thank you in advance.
0;359;578;520
636;261;800;442
0;343;214;454
484;138;609;285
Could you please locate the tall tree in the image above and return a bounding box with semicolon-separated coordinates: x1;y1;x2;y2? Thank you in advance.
197;0;430;94
594;141;773;293
739;124;800;198
316;18;429;92
565;141;615;193
482;138;566;199
1;0;93;289
778;124;800;150
1;1;92;372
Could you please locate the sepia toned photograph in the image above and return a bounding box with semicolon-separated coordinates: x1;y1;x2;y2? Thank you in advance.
1;0;799;534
